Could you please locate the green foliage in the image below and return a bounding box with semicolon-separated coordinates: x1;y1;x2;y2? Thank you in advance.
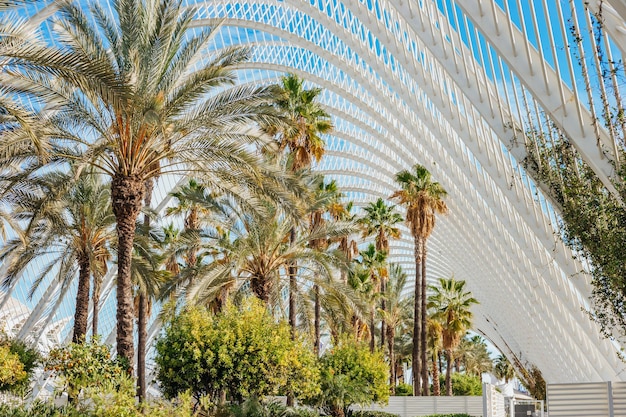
306;339;389;417
217;398;289;417
0;335;40;395
351;411;399;417
421;415;476;417
0;401;88;416
437;374;482;396
393;383;413;396
45;338;125;401
517;364;546;401
0;346;26;393
155;298;320;403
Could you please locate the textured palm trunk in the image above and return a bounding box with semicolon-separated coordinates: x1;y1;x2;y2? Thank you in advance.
288;227;297;341
137;293;148;400
445;350;453;396
72;252;91;343
380;280;386;350
111;174;145;374
432;352;440;396
91;275;102;337
186;207;198;269
137;179;153;401
421;243;429;396
412;234;423;396
387;325;395;392
251;276;271;305
369;306;375;352
287;228;297;407
314;284;321;356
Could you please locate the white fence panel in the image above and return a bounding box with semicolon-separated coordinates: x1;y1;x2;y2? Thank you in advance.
613;382;626;417
547;383;611;417
354;395;483;417
482;383;505;417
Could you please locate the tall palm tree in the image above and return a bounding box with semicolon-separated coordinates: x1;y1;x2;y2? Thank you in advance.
428;277;479;396
308;178;346;354
392;164;448;395
356;243;387;352
0;170;114;343
1;0;293;369
271;73;333;340
359;198;402;351
380;263;411;392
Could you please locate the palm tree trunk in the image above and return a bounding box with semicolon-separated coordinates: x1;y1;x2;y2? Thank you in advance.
445;350;453;396
91;275;101;337
380;279;386;350
254;276;274;304
387;325;395;392
412;234;422;396
288;227;297;341
137;178;154;401
72;252;91;343
111;174;145;374
137;293;148;400
314;284;321;356
287;227;297;407
421;243;429;396
369;306;375;353
432;352;440;396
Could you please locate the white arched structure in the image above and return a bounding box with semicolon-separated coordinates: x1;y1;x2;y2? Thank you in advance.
5;0;626;389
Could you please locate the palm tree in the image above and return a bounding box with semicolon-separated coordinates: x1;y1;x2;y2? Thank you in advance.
392;164;448;395
426;315;443;396
460;336;493;377
494;354;515;383
359;198;402;351
428;277;479;396
380;263;411;392
355;243;387;352
308;178;348;354
187;202;352;311
270;73;333;340
166;179;219;270
1;0;292;369
0;170;114;343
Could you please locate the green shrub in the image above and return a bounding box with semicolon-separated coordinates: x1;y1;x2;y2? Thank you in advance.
0;335;40;396
305;339;389;417
45;338;125;401
155;298;320;403
0;401;88;417
438;373;482;396
351;411;399;417
421;414;476;417
393;383;412;396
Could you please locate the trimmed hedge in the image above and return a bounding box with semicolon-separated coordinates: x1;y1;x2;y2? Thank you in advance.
421;414;477;417
351;412;399;417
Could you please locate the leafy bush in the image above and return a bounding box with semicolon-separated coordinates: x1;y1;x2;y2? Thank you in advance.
0;401;87;416
393;383;412;396
438;374;482;396
305;339;389;417
155;298;320;403
351;411;399;417
0;334;40;396
45;338;125;401
421;414;476;417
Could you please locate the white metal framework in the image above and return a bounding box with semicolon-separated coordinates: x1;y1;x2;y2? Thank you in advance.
3;0;626;388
